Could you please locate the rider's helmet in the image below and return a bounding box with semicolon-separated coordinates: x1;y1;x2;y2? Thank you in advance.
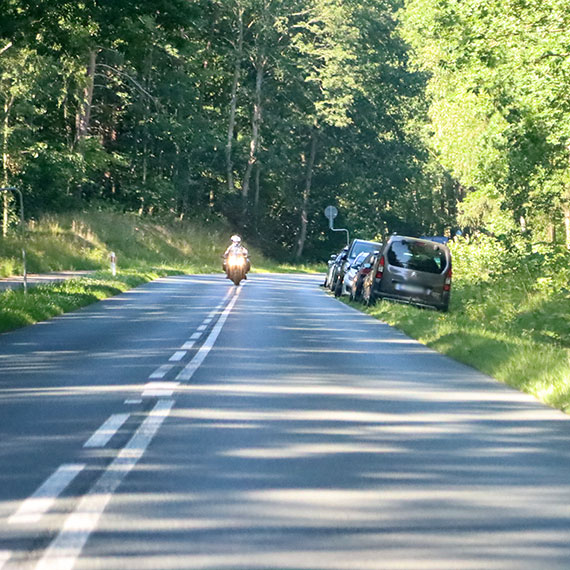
231;234;242;245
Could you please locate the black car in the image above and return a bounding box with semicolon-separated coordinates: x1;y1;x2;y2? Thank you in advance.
348;251;378;302
324;247;348;289
331;239;382;296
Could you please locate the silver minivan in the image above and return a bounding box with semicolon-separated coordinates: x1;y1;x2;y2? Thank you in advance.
361;235;452;311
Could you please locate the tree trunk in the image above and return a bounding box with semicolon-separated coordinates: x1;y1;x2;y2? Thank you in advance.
226;5;244;195
295;127;318;260
75;49;98;145
2;93;14;237
253;162;261;234
564;206;570;250
547;223;556;244
241;53;266;219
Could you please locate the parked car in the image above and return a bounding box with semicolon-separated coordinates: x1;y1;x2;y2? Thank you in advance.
361;235;452;311
348;251;378;302
325;247;348;290
420;235;449;245
323;252;340;287
337;251;370;297
332;238;382;296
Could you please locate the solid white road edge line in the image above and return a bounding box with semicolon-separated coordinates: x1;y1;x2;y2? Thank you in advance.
177;287;241;382
8;464;85;525
83;414;130;449
35;399;174;570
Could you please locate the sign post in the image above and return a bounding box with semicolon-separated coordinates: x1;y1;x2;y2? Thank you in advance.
0;187;27;292
324;205;349;246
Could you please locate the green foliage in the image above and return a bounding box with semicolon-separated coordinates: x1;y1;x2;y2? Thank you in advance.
400;0;570;242
349;234;570;410
0;272;158;333
0;0;451;261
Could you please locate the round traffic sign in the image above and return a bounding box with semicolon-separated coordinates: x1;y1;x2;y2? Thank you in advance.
324;205;338;220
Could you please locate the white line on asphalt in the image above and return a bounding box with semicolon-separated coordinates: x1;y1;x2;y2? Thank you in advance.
35;400;174;570
208;310;217;318
142;381;179;397
177;288;241;382
124;399;142;405
203;317;213;324
0;551;12;569
190;332;202;340
9;464;85;525
181;341;195;350
169;351;186;362
197;324;207;332
149;364;174;379
83;414;130;448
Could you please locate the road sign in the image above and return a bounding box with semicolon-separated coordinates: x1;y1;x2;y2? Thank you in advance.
324;205;338;222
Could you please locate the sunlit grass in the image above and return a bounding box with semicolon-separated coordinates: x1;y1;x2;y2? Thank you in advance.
0;270;166;333
346;277;570;411
0;210;317;333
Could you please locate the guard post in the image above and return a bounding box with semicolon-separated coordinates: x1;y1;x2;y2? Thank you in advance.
110;251;117;276
0;187;27;292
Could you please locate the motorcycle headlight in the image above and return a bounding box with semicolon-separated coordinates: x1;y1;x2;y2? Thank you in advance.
228;254;245;268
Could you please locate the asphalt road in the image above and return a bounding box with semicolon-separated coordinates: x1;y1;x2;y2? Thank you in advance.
1;273;570;569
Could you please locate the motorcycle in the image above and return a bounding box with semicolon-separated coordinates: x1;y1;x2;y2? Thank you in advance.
225;251;248;285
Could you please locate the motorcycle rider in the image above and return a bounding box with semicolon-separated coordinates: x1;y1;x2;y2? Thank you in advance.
223;234;251;277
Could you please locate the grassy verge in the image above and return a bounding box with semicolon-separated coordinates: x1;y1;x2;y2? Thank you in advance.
344;236;570;412
0;270;171;334
0;210;322;334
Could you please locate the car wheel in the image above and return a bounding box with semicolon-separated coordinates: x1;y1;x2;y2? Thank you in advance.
353;282;362;302
334;279;342;297
364;287;376;307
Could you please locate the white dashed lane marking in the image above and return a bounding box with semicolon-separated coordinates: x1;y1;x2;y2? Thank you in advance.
83;414;130;448
190;332;202;341
142;381;179;397
9;464;85;525
35;400;174;570
0;551;12;569
169;351;186;362
177;288;241;382
149;364;174;379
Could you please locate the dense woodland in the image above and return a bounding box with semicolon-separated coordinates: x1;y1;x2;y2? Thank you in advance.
0;0;569;259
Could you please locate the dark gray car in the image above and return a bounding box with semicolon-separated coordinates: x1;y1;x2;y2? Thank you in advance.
332;238;382;296
361;235;452;311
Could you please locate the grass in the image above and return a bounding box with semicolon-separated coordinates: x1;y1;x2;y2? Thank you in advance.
0;270;167;333
344;259;570;412
0;210;322;334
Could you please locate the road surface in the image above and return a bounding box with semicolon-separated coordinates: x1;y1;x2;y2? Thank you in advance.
1;273;570;569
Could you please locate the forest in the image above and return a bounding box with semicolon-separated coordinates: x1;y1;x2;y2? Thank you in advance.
0;0;569;260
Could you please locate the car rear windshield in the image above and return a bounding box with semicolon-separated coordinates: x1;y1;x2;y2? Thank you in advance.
350;242;380;260
387;240;447;274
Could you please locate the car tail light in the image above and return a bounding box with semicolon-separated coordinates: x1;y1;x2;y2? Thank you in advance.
375;257;385;280
444;268;452;291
